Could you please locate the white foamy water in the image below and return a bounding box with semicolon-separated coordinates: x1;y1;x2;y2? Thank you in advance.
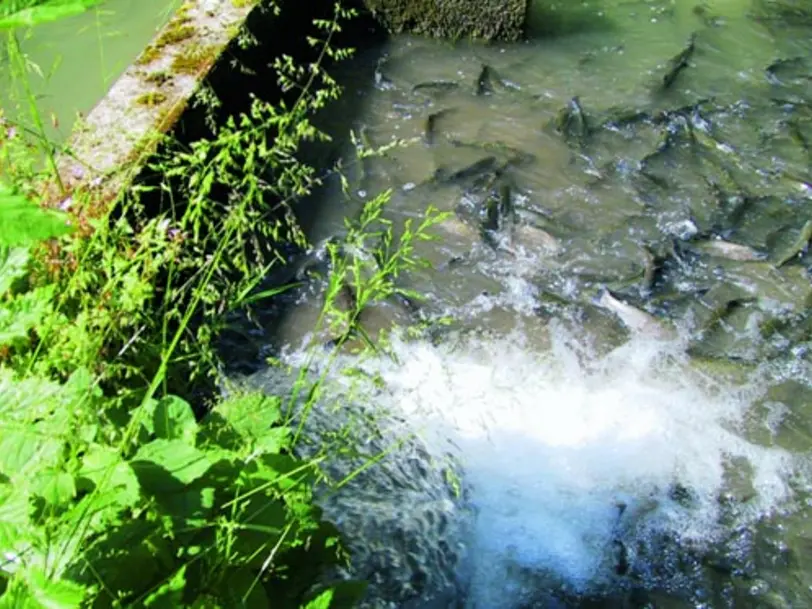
312;323;799;608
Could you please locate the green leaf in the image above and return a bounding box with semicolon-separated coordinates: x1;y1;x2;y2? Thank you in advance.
32;469;76;507
254;427;289;455
132;439;213;489
0;0;104;30
0;424;63;480
0;285;56;349
12;567;87;609
215;393;281;439
0;183;73;247
153;396;198;445
78;446;140;510
301;589;333;609
143;565;186;609
0;483;33;572
0;246;31;296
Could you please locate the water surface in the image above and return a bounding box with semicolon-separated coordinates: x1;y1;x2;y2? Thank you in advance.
241;1;812;607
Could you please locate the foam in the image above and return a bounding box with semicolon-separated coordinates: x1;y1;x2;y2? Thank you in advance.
320;323;799;607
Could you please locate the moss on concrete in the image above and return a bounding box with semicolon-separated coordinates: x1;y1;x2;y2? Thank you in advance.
135;92;168;106
361;0;528;42
171;45;220;75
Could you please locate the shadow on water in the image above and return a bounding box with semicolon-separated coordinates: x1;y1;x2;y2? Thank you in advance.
130;0;388;377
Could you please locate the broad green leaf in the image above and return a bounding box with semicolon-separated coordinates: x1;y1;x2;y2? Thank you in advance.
215;393;281;439
158;487;215;527
0;246;31;296
143;565;186;609
0;483;33;574
132;439;213;488
0;0;104;30
153;396;197;445
78;446;140;509
0;183;73;247
301;589;333;609
0;285;56;348
22;567;85;609
254;426;289;455
32;469;76;507
0;425;63;480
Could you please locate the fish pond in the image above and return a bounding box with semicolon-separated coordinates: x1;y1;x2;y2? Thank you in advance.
230;1;812;607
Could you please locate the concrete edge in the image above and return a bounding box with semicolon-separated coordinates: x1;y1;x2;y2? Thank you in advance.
45;0;260;208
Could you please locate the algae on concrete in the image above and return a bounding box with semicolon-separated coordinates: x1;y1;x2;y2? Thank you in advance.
362;0;528;42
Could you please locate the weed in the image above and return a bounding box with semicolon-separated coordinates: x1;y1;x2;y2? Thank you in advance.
0;1;442;607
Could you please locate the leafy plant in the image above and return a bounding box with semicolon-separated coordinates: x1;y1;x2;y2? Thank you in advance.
0;0;446;606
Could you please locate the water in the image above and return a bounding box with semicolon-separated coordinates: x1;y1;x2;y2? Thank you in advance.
237;0;812;606
0;0;179;143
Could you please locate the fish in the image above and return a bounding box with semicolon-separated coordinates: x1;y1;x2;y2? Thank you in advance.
412;81;460;96
691;238;766;261
775;219;812;267
424;108;456;146
554;96;590;147
660;32;698;90
475;64;502;96
448;139;536;168
510;223;561;255
434;156;501;184
594;289;674;339
374;56;395;90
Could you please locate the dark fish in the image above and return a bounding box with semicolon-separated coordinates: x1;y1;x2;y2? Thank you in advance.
554;96;590;147
424;108;456;146
374;56;395;90
660;32;698;90
786;118;811;154
775;219;812;267
765;55;808;84
435;156;500;184
475;64;502;96
448;138;536;168
412;81;460;96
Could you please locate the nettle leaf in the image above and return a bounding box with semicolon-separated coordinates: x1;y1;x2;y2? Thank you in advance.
0;246;31;296
153;396;197;445
0;567;87;609
0;183;73;247
143;565;186;609
0;284;56;349
32;469;76;508
0;482;33;570
215;393;281;439
254;427;290;455
78;446;140;510
132;440;214;492
0;424;63;481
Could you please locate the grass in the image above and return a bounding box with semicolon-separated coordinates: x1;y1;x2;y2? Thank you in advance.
0;1;447;607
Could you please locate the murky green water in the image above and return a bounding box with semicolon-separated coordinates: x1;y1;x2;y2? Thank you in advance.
244;1;812;606
0;0;178;143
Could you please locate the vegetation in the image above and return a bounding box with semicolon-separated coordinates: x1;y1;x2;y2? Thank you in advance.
0;0;446;607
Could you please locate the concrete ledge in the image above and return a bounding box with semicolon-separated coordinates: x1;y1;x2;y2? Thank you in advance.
45;0;259;207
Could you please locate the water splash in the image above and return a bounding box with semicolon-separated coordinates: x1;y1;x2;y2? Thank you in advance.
283;318;799;608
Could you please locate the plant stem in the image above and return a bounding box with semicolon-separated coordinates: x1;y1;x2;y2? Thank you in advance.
6;30;65;195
